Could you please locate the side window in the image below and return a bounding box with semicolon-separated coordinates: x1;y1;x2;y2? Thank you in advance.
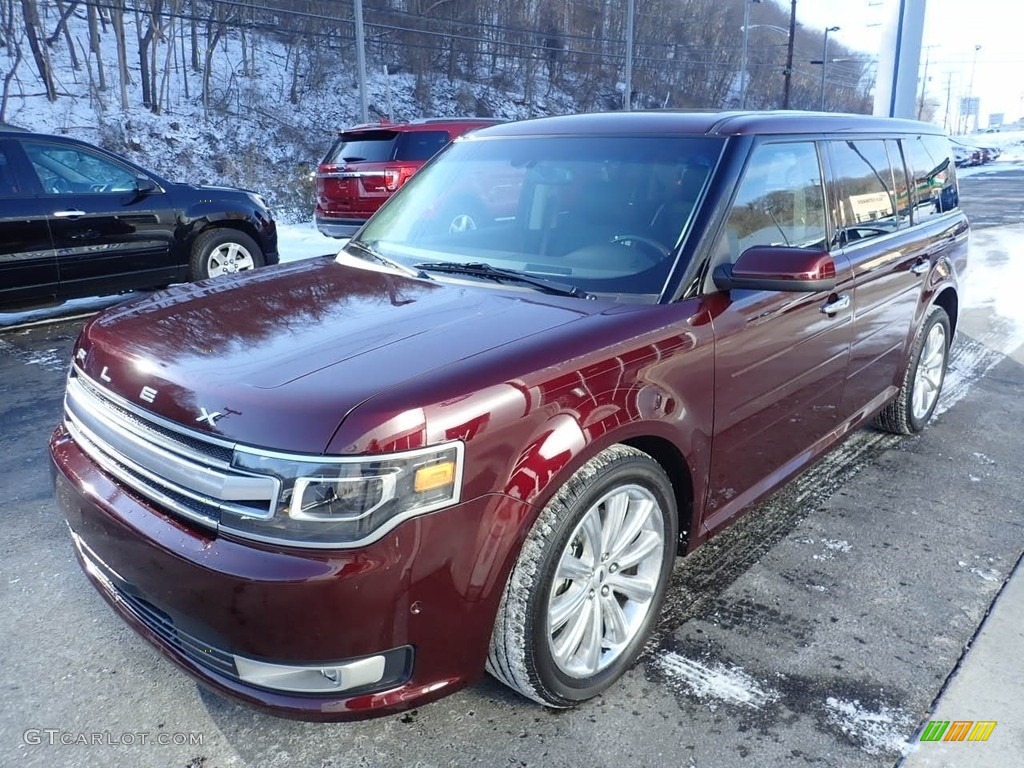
0;145;25;197
716;141;827;263
395;131;451;161
23;141;137;195
904;135;958;222
829;139;904;244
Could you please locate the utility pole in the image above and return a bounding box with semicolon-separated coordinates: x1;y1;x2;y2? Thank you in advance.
783;0;797;109
354;0;369;123
943;72;953;132
624;0;635;110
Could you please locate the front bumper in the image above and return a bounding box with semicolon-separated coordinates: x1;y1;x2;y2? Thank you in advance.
51;425;532;720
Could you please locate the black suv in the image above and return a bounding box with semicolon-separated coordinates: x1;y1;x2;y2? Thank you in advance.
0;128;277;309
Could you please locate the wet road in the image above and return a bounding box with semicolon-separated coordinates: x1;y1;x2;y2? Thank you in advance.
1;168;1023;768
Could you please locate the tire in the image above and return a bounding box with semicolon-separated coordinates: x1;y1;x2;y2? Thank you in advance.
875;305;951;435
189;228;265;281
487;444;677;707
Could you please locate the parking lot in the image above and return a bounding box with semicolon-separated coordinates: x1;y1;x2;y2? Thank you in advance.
1;167;1022;768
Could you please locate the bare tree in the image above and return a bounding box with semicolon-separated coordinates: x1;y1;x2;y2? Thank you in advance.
20;0;55;100
86;0;105;89
138;0;164;111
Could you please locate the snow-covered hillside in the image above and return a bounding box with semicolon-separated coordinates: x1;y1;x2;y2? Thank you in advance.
5;4;576;222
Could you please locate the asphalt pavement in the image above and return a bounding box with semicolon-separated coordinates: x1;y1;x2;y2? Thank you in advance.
0;164;1021;768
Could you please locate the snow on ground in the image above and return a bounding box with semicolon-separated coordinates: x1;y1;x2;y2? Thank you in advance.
656;651;778;710
277;221;343;263
937;222;1024;414
824;697;913;756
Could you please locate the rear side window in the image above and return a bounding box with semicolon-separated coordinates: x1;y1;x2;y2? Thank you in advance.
829;139;905;244
395;131;451;161
323;131;397;164
903;135;959;223
0;145;25;196
718;141;827;260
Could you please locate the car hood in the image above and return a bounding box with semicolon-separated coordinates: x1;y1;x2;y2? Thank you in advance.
75;257;592;453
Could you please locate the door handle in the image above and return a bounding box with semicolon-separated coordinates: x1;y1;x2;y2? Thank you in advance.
910;260;930;276
53;209;86;219
820;294;851;316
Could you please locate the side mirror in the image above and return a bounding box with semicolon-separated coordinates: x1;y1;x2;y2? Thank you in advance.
134;176;159;196
713;246;837;292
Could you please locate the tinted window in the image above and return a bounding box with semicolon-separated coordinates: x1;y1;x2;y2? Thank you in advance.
24;141;137;194
718;141;827;260
830;140;903;244
904;135;959;222
0;145;25;196
324;131;397;164
395;131;451;161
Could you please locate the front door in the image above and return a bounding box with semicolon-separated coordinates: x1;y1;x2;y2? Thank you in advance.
0;140;57;308
703;140;854;536
20;139;178;300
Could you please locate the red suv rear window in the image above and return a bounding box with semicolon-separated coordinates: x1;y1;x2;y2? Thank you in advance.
324;131;399;164
323;130;452;165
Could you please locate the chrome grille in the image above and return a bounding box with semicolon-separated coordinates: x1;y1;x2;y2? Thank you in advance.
64;368;279;529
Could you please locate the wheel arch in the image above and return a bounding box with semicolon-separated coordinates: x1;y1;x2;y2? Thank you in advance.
192;215;265;249
933;285;959;338
620;435;695;555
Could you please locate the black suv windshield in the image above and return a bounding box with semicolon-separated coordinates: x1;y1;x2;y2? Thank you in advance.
351;135;724;299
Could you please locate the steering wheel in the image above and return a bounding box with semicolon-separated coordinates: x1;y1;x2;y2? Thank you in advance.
49;176;73;194
609;234;671;260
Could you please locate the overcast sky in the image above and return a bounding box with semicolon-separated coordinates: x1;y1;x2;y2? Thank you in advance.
767;0;1024;129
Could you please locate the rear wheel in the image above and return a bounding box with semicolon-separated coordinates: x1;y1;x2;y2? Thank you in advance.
487;444;677;707
189;229;265;281
875;305;950;435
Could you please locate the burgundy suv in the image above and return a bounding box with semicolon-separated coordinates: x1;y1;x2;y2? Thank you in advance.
314;117;501;237
51;111;968;721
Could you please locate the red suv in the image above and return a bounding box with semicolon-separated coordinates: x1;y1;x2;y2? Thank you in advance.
314;118;501;237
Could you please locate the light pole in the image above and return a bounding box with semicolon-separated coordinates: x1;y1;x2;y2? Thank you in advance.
354;0;368;123
624;0;635;111
966;43;981;132
739;0;763;109
741;24;790;109
819;25;840;111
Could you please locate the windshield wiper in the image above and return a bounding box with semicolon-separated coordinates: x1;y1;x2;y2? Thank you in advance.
344;240;429;279
413;261;592;299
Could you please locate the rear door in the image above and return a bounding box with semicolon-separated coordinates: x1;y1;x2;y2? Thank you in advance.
825;138;929;417
21;138;179;299
0;139;57;307
703;139;854;535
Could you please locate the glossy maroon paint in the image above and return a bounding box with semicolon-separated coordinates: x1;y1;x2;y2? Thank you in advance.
51;110;971;720
732;246;837;283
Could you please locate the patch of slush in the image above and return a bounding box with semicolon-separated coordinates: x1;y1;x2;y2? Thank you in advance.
824;696;913;756
657;651;778;710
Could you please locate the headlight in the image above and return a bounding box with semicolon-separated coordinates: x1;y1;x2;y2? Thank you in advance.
225;442;464;548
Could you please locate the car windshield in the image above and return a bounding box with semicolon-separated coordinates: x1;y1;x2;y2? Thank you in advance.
348;135;725;300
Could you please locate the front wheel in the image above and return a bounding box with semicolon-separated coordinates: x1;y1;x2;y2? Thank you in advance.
487;444;677;707
875;305;951;435
189;229;265;281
